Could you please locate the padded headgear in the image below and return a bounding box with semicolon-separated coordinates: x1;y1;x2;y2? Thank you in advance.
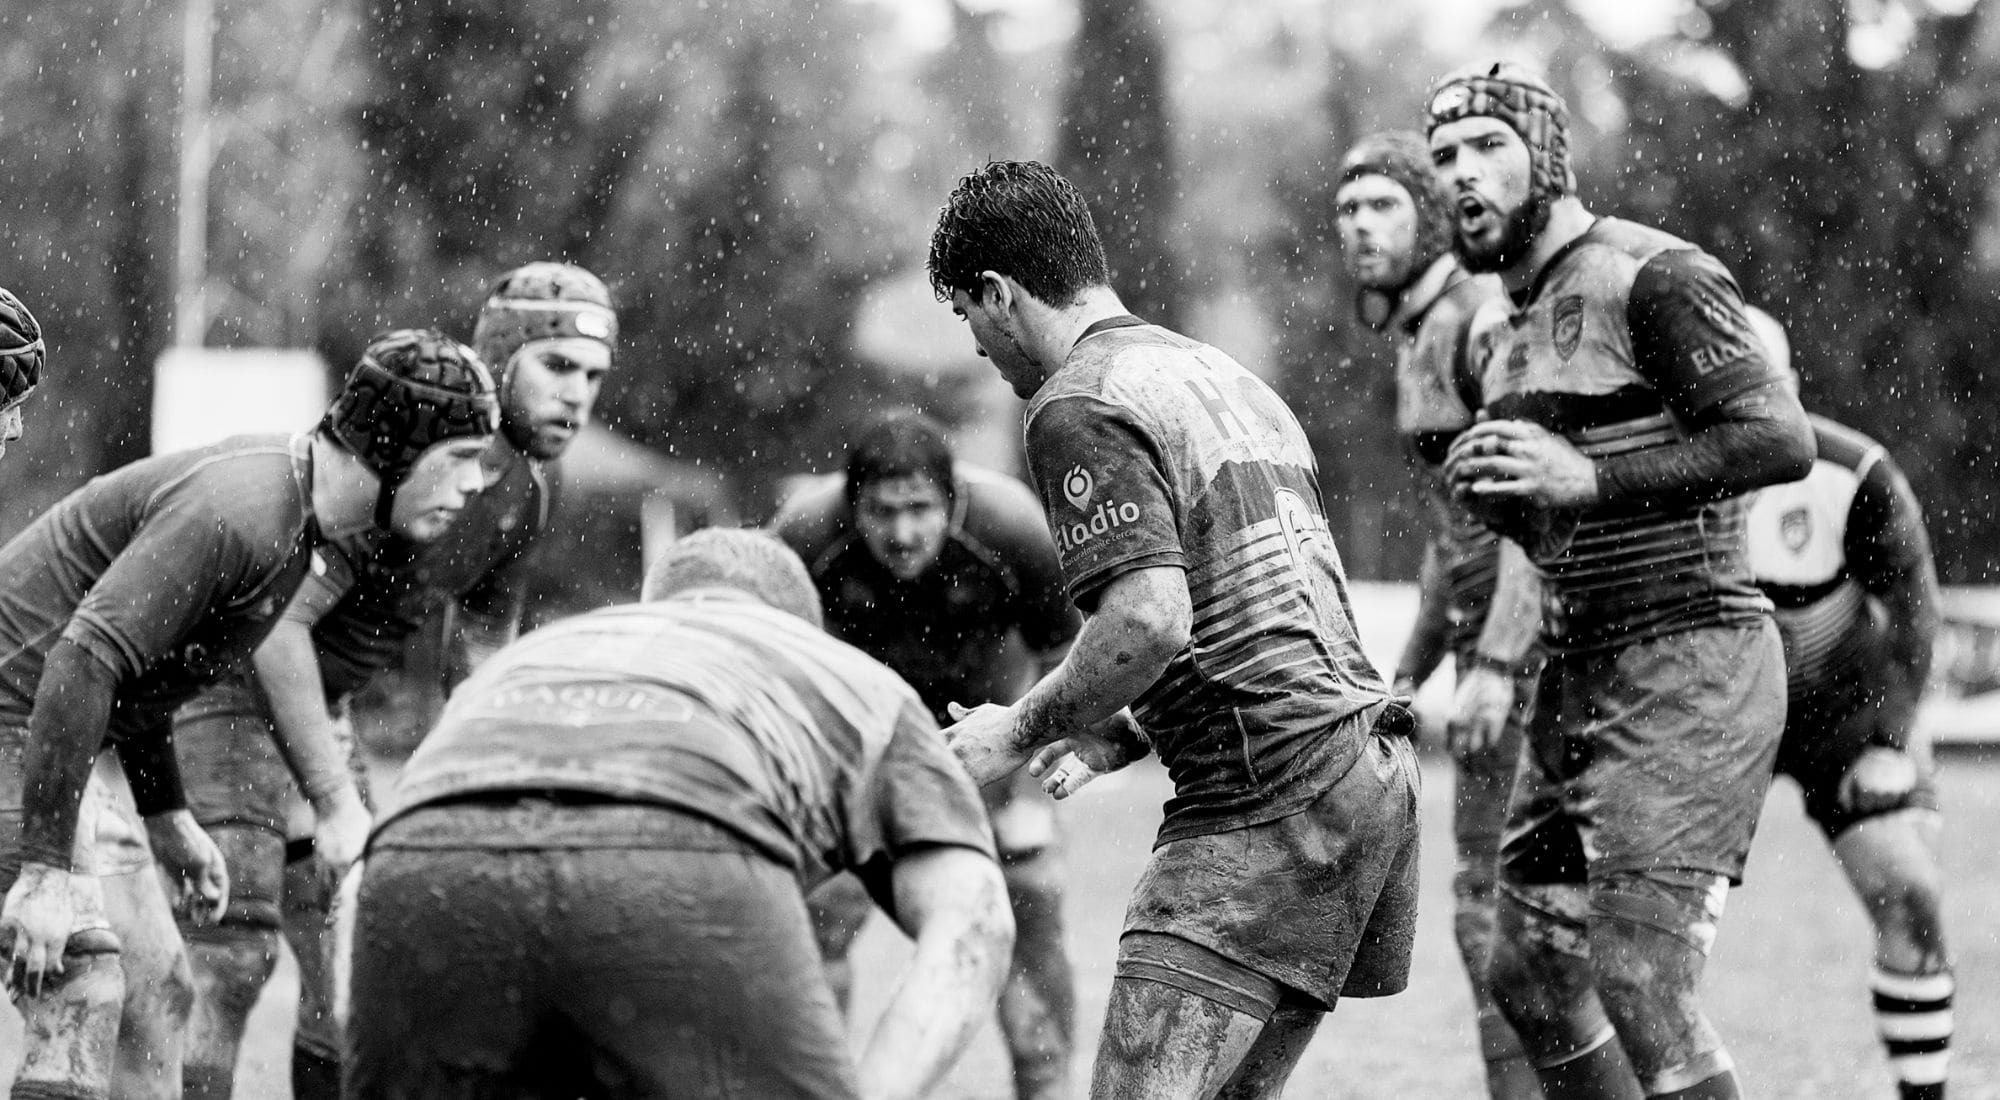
1339;131;1456;311
0;287;46;413
1425;61;1575;203
323;329;500;526
473;262;616;444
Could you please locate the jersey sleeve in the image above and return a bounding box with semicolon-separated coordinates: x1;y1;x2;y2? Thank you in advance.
64;493;270;682
1025;395;1183;605
844;697;997;905
1626;248;1786;417
1845;448;1933;595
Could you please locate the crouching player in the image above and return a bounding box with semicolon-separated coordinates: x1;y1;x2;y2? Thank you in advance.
1744;309;1952;1100
346;529;1014;1099
772;410;1082;1100
0;328;496;1099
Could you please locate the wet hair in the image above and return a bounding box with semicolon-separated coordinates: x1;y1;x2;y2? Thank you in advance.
641;528;824;628
844;411;956;512
927;160;1112;307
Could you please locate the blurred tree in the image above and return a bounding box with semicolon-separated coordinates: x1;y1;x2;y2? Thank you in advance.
1056;0;1187;328
349;0;907;506
1583;0;2000;580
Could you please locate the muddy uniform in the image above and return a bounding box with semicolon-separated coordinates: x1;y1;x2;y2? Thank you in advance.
773;466;1081;840
0;434;315;896
1477;218;1791;890
348;595;996;1098
1027;315;1418;1016
1747;415;1938;836
172;443;547;1063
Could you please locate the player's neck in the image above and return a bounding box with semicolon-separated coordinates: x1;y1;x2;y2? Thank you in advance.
1042;286;1135;361
307;432;382;539
1501;197;1593;295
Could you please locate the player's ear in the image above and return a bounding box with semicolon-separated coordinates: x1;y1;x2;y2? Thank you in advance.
975;270;1013;313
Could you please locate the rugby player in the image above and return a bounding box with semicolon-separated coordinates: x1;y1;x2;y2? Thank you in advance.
0;287;42;461
171;262;616;1100
1429;63;1815;1100
1336;131;1540;1100
0;328;497;1100
1742;308;1950;1100
345;528;1013;1099
930;160;1421;1099
771;410;1082;1100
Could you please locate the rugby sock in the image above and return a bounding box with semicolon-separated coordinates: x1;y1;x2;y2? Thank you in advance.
1873;967;1952;1100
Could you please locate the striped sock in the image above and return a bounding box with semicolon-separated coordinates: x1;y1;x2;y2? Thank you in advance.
1872;966;1951;1100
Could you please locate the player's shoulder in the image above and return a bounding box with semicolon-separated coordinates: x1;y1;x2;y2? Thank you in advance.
954;464;1053;547
145;434;309;543
1585;216;1704;266
768;473;850;560
1808;413;1895;479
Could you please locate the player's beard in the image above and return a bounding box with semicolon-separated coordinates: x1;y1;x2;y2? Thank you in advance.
1456;190;1550;274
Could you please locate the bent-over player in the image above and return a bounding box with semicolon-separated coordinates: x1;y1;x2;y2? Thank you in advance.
0;328;497;1100
932;160;1421;1100
773;410;1081;1100
1743;308;1951;1100
174;263;615;1100
346;529;1014;1099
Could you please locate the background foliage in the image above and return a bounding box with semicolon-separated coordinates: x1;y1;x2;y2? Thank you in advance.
2;0;1995;579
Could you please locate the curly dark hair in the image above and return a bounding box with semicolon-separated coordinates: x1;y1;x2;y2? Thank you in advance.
844;410;955;512
927;161;1111;307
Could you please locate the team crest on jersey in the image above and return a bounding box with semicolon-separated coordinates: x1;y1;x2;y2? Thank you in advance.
1553;296;1585;362
1781;506;1812;553
1062;465;1095;512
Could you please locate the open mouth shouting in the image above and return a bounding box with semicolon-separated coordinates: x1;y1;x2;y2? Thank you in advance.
1457;192;1495;239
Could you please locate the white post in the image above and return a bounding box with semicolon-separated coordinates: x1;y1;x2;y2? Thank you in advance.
173;0;214;349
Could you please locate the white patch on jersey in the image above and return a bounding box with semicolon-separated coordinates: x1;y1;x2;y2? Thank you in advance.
1745;459;1859;586
1061;464;1095;512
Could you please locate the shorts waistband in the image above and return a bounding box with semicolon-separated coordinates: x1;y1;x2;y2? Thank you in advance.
373;797;762;854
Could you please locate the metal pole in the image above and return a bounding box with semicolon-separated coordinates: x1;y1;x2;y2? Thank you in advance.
173;0;214;349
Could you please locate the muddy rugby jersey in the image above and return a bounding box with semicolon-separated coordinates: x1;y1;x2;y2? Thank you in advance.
380;594;995;895
177;443;548;728
1475;218;1788;652
1746;415;1930;712
0;435;315;739
1025;317;1390;843
772;466;1080;723
1391;256;1510;652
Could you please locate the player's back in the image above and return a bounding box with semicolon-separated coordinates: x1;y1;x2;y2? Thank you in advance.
384;595;945;887
1028;320;1388;838
0;435;312;723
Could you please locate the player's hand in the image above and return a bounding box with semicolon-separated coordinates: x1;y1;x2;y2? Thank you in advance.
1446;420;1600;509
311;785;373;889
1448;666;1516;756
144;810;230;927
1027;713;1146;799
941;702;1033;787
0;862;77;998
1838;746;1918;815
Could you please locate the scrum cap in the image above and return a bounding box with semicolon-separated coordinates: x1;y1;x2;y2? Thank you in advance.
1425;61;1575;202
0;288;46;413
1339;131;1455;281
324;328;500;525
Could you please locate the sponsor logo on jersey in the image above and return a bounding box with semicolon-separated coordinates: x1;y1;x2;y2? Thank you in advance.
1553;295;1585;361
1062;465;1095;512
1781;506;1812;553
1054;499;1143;553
